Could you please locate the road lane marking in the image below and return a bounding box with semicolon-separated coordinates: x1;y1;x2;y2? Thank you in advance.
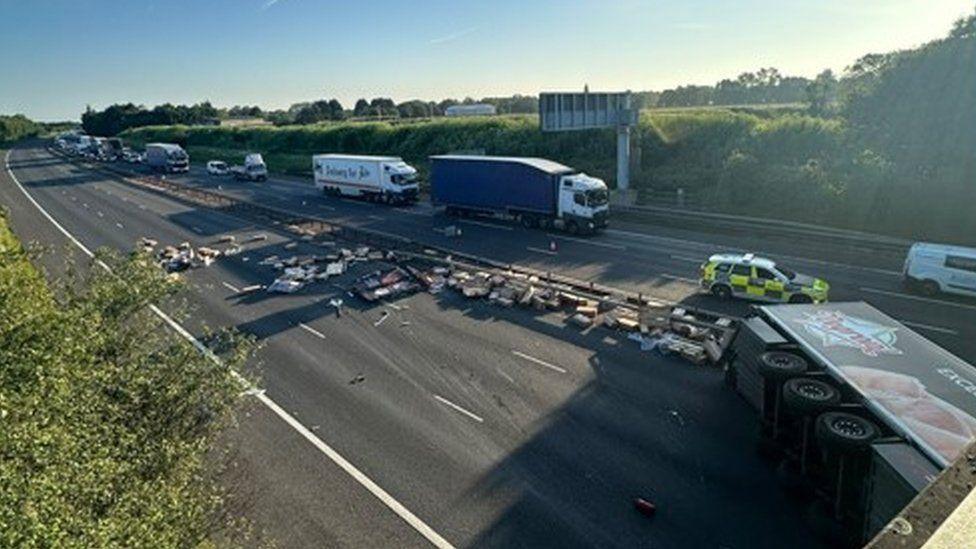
115;222;124;229
5;149;457;549
317;204;337;211
659;273;698;284
860;287;976;312
97;211;104;218
548;234;627;250
138;204;146;210
460;219;513;231
221;281;240;293
434;395;484;423
902;321;959;336
512;350;567;374
526;246;558;256
299;322;326;339
496;368;516;384
394;208;428;216
192;226;203;234
82;202;89;208
670;254;704;263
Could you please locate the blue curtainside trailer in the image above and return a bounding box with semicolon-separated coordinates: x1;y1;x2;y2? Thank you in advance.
429;155;610;234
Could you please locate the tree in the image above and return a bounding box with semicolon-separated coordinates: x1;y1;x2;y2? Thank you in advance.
353;99;370;117
806;69;837;115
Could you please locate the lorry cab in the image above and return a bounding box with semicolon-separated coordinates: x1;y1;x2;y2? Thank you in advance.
556;174;610;233
903;242;976;297
383;161;420;199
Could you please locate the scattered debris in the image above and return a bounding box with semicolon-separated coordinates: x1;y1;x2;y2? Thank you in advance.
349;373;366;385
374;311;390;327
248;233;267;242
634;498;657;517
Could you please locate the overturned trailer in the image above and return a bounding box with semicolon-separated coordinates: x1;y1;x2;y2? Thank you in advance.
728;301;975;545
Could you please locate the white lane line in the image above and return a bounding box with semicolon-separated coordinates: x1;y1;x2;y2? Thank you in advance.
860;287;976;312
548;234;626;251
70;196;76;201
299;322;326;339
5;149;456;549
394;208;428;216
115;222;124;229
459;219;513;231
495;368;516;384
367;215;384;221
670;254;703;263
138;204;147;210
192;226;203;234
527;246;558;256
433;395;484;423
659;273;698;284
97;211;104;218
82;202;89;208
317;204;337;211
902;321;959;336
512;350;567;374
221;281;240;293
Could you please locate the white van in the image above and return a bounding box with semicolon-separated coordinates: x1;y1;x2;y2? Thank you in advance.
903;242;976;297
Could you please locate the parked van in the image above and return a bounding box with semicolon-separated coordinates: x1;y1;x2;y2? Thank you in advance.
903;242;976;297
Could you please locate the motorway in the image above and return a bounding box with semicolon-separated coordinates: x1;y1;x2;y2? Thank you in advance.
3;142;974;548
149;153;976;363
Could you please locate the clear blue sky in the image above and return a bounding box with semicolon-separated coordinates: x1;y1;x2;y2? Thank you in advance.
1;0;972;121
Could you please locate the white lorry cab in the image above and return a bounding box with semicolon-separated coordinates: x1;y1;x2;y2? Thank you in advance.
903;242;976;297
313;154;419;204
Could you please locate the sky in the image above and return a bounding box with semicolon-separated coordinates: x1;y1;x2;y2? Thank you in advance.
0;0;972;121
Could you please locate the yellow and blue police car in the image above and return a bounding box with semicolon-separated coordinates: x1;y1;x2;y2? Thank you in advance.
699;253;829;303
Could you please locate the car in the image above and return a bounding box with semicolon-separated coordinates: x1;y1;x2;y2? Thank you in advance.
699;253;829;303
903;242;976;297
207;160;229;176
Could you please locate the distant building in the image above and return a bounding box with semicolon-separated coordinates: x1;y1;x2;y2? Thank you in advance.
444;104;497;117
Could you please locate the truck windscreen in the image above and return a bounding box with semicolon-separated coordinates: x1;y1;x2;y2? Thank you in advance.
587;189;608;206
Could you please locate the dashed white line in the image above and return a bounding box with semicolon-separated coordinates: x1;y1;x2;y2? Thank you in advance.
82;202;89;208
221;281;241;293
394;208;428;216
548;234;626;250
495;367;516;384
902;321;959;336
317;204;337;211
115;222;124;229
658;273;698;284
192;226;203;234
512;350;567;374
6;149;456;549
460;219;513;231
299;322;326;339
527;246;558;256
860;287;976;312
97;211;104;218
434;395;484;423
670;254;704;263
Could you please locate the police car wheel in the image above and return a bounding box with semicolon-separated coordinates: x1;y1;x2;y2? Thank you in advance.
815;411;879;453
758;351;807;380
711;284;732;300
782;378;840;415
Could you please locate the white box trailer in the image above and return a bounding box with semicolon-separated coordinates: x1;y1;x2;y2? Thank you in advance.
312;154;419;204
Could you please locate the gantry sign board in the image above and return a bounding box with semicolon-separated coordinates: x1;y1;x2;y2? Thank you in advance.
539;91;638;132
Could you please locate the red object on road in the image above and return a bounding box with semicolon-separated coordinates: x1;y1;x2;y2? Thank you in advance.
634;497;656;517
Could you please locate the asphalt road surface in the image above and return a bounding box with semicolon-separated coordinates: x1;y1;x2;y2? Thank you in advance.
5;142;973;548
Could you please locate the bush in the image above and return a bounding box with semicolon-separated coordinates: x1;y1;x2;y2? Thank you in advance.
0;211;253;547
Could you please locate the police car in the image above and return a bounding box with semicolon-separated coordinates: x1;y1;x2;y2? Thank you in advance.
699;253;829;303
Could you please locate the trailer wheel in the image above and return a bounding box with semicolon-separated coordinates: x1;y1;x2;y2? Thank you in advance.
815;412;879;453
565;220;580;235
758;351;807;381
520;215;537;228
782;378;840;415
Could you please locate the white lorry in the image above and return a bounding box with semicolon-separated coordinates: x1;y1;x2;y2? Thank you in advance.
312;154;419;204
230;153;268;182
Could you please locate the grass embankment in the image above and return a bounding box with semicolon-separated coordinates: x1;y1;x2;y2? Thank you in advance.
121;108;972;242
0;207;252;546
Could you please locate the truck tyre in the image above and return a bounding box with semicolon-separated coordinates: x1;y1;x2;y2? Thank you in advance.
788;294;813;304
521;215;536;228
710;284;732;300
758;351;807;381
815;411;879;453
782;378;840;415
565;220;580;235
